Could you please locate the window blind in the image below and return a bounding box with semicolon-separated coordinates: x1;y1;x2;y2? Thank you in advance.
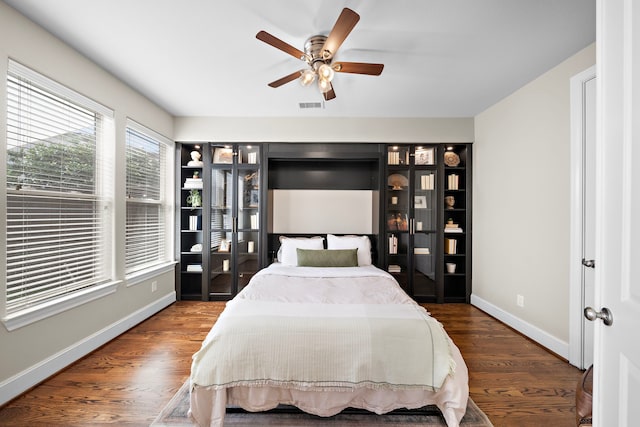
5;60;114;315
125;120;172;275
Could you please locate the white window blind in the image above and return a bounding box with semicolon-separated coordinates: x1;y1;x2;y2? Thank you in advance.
125;120;173;276
5;60;114;316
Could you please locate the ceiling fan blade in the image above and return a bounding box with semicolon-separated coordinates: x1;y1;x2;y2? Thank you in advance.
323;83;336;101
268;70;303;88
333;62;384;75
321;8;360;59
256;31;307;61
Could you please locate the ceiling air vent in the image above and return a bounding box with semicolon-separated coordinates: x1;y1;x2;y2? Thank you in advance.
299;102;323;109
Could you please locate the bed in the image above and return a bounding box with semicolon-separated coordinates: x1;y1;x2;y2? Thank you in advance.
189;235;469;427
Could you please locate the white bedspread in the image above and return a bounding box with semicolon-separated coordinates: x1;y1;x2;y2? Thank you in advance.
189;264;469;427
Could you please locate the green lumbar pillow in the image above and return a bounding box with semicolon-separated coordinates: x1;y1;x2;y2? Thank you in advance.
296;248;358;267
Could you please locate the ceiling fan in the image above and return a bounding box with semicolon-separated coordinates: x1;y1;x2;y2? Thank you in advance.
256;7;384;101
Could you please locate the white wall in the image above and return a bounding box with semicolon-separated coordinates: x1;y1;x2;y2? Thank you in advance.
174;117;474;143
472;44;596;358
0;2;175;404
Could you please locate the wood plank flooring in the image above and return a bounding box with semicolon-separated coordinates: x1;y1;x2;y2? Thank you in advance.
0;302;583;426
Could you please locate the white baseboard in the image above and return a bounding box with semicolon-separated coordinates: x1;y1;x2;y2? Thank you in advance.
0;292;176;406
470;294;569;359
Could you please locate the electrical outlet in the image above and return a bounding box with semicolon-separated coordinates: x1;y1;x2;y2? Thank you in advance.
517;294;524;307
151;281;157;292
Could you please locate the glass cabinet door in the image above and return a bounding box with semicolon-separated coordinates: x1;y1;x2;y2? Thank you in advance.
210;146;233;297
386;145;411;293
412;164;437;298
209;161;233;295
208;144;261;297
236;144;260;293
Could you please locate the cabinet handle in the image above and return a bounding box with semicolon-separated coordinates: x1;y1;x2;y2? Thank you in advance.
409;218;414;234
232;217;238;233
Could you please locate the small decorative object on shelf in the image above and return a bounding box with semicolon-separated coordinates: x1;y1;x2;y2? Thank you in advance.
187;150;204;166
213;147;233;164
186;189;202;208
388;264;401;273
190;243;202;253
218;239;230;252
446;263;457;273
388;173;408;190
415;147;434;165
445;195;455;209
387;213;408;231
222;259;230;272
445;218;463;233
444;150;460;167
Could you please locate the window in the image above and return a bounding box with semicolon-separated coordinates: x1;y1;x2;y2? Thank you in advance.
5;60;115;325
125;120;173;277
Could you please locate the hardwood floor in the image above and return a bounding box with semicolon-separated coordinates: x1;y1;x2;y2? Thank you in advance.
0;302;583;426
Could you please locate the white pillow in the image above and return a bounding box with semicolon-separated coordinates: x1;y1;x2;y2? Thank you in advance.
326;234;372;266
277;236;325;266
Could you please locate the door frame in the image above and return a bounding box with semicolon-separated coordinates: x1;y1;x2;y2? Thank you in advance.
568;65;596;369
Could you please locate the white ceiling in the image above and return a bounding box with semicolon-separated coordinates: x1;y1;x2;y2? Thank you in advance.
3;0;595;118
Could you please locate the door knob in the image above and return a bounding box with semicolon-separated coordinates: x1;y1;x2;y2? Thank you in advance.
584;306;613;326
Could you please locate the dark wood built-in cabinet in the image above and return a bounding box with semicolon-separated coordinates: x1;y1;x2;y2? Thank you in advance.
176;142;471;303
176;143;264;301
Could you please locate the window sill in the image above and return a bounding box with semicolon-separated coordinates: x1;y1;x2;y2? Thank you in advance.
2;281;121;332
125;261;177;287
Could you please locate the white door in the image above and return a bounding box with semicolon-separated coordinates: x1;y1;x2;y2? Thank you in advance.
582;75;596;369
593;0;640;425
569;67;596;370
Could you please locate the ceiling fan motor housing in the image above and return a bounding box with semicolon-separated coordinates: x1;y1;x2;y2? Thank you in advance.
304;35;332;68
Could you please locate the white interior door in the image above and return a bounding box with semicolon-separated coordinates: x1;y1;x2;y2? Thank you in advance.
593;0;640;424
569;67;596;370
582;75;596;369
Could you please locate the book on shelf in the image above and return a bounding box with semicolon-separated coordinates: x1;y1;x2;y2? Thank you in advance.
414;247;430;255
388;234;398;254
250;214;259;229
444;227;463;233
420;174;435;190
247;152;258;164
186;264;203;272
387;151;400;165
388;264;401;273
444;238;458;254
447;174;459;190
188;215;200;231
184;178;203;189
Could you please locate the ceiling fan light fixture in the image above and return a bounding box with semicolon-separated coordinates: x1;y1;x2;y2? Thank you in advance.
300;69;316;86
318;78;332;93
317;63;335;82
